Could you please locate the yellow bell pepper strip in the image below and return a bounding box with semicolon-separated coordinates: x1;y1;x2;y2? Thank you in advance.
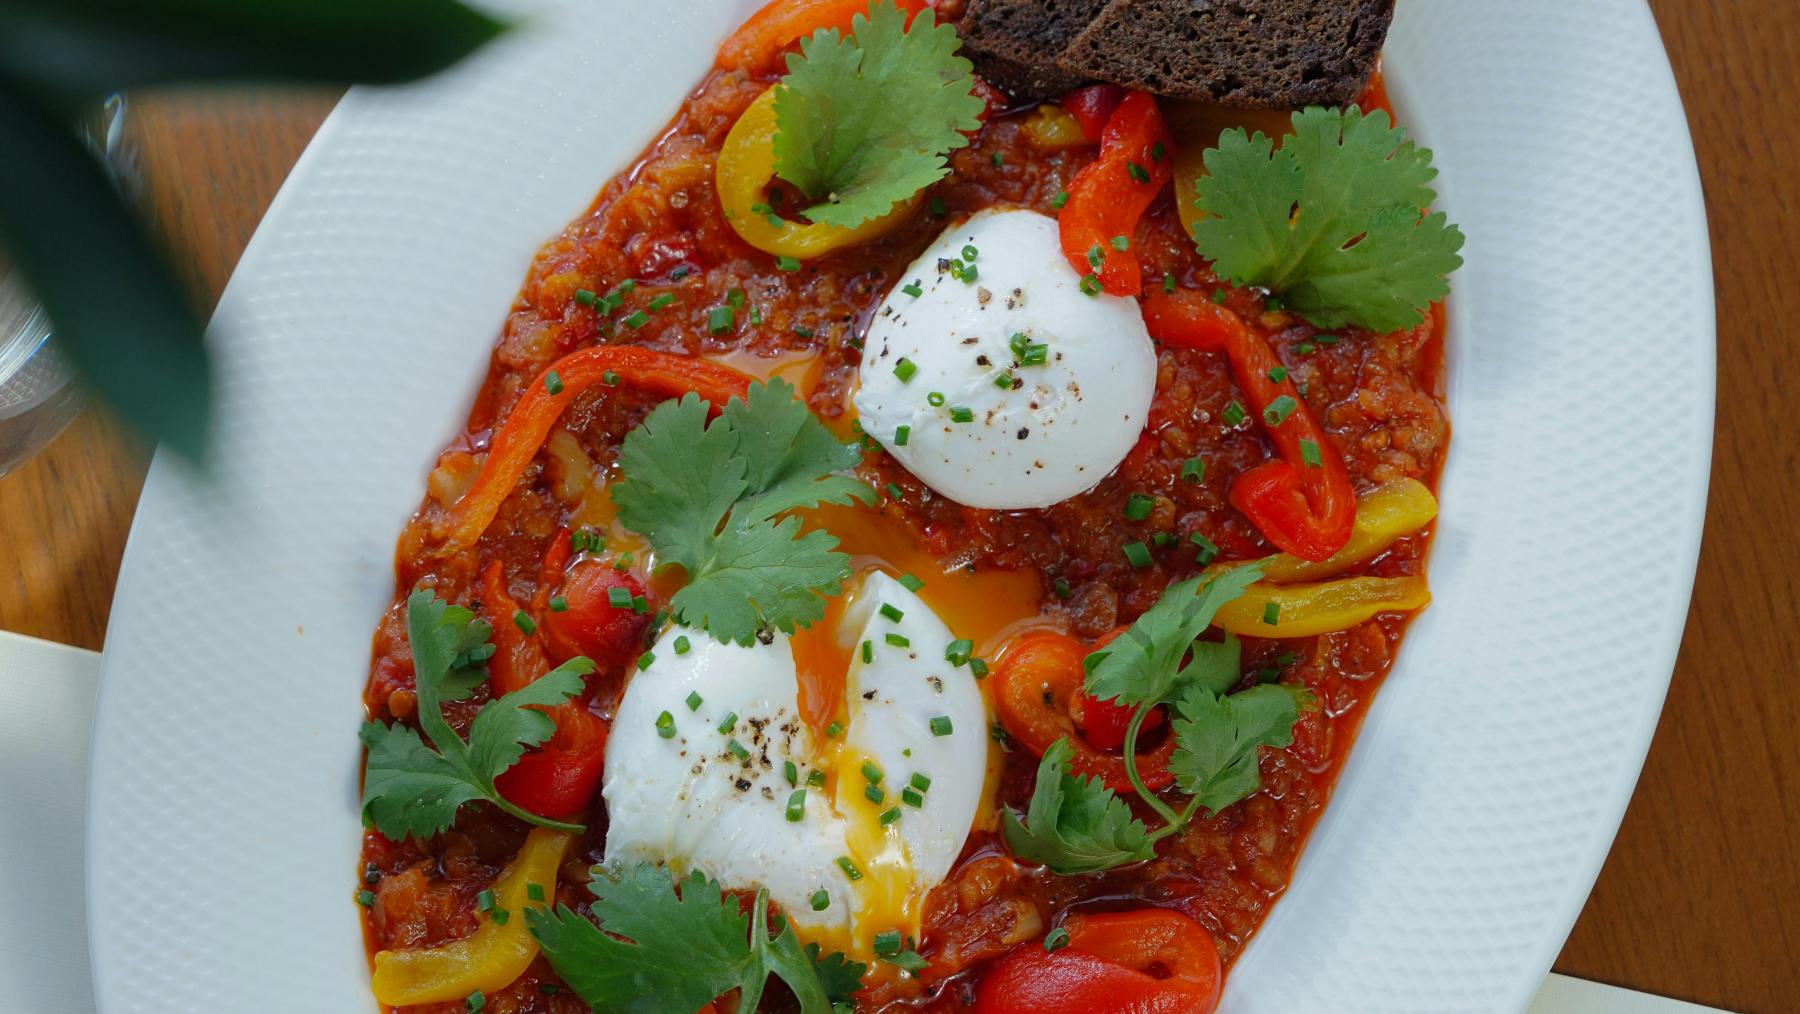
1020;104;1090;150
717;88;920;259
370;829;572;1006
1212;575;1430;638
1261;478;1439;583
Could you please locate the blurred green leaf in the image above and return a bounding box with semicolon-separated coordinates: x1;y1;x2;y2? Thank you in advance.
0;0;508;95
0;85;211;459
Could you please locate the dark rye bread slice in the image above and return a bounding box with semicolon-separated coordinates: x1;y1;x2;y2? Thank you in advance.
957;0;1110;100
1060;0;1395;108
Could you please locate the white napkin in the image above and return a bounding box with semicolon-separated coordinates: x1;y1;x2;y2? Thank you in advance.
0;631;1728;1014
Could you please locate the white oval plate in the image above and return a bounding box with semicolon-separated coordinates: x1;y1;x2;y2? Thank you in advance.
85;1;1712;1011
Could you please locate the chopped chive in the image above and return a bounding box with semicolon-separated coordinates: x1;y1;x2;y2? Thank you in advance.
1163;273;1177;294
1267;365;1288;383
468;991;486;1012
1110;235;1130;251
993;372;1015;389
1022;343;1049;366
608;586;632;609
527;882;546;902
727;738;750;761
879;806;902;825
1191;532;1221;566
930;196;948;217
991;151;1005;167
950;406;974;423
717;712;738;734
861;639;874;664
549;595;569;612
1054;578;1072;599
707;306;734;334
879;602;904;623
874;930;903;956
927;391;946;407
675;635;691;656
574;288;598;307
945;638;974;666
776;255;802;272
885;482;904;500
1044;927;1071;952
1263;602;1281;626
1127;161;1150;183
808;769;828;787
636;651;656;671
901;787;925;808
1079;274;1103;297
810;890;831;911
960;262;979;283
962;244;979;262
826;721;845;738
513;610;536;635
899;573;925;592
861;761;885;786
1211;288;1229;305
1295;341;1317;356
885;632;911;648
1123;541;1153;568
1300;439;1323;468
786;789;807;822
1152;531;1174;548
356;889;375;907
749;304;763;325
622;310;649;329
969;657;989;678
785;760;799;786
647;293;675;312
793;324;815;338
893;357;918;382
685;690;703;711
1277;651;1301;667
1316;333;1341;345
1263;395;1298;426
655;711;676;739
670;265;692;280
894;424;911;446
1266;295;1285;311
1151;140;1167;161
902;280;924;298
1050;190;1070;210
1222;401;1247;427
929;715;953;737
545;370;565;395
631;594;648;614
1088;244;1105;271
602;370;622;386
1124;493;1154;521
864;784;884;804
726;287;746;309
1180;456;1207;483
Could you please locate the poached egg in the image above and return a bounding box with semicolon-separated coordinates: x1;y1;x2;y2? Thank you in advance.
854;208;1157;510
603;572;988;957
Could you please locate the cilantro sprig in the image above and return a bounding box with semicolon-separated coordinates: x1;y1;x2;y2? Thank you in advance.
611;378;875;645
527;863;864;1014
772;0;985;228
360;590;596;838
1003;565;1314;875
1192;106;1464;333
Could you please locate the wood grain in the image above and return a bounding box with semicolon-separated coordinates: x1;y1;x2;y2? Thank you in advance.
0;6;1795;1009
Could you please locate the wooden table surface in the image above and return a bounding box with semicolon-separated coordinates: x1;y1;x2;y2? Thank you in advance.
3;3;1795;1011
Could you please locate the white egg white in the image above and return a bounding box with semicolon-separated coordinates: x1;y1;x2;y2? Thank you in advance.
602;573;988;953
854;208;1158;510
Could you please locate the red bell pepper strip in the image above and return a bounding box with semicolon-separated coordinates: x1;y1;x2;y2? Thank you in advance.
1143;290;1356;561
1058;90;1175;296
482;560;609;821
992;630;1176;794
441;347;752;555
1060;83;1126;142
717;0;930;74
975;910;1222;1014
541;558;653;670
1073;685;1164;753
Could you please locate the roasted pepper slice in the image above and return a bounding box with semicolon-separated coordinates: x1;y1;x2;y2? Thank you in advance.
1212;575;1430;638
440;347;752;554
717;87;922;259
1144;289;1356;560
975;909;1222;1014
1261;477;1438;583
1058;90;1175;296
370;828;572;1005
717;0;928;74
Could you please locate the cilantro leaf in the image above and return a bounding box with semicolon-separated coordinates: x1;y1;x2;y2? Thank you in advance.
611;379;875;645
1192;106;1465;333
772;1;984;228
1082;564;1264;709
1002;738;1154;874
807;943;870;1003
1168;683;1313;816
527;864;850;1014
359;590;593;838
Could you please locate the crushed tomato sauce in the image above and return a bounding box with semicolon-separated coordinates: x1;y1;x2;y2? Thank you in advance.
360;58;1446;1013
